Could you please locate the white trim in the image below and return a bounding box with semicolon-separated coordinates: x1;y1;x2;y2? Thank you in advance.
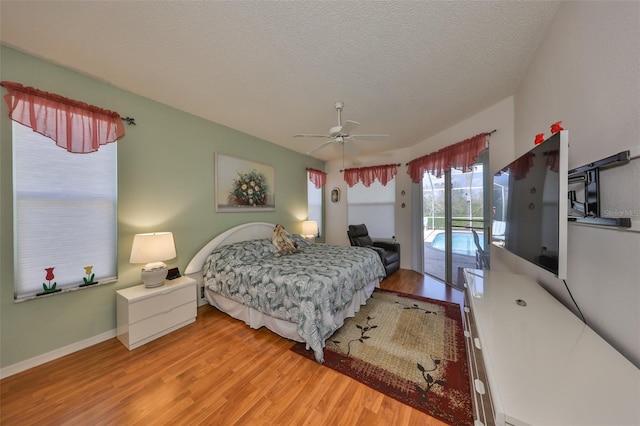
0;329;116;379
411;182;424;273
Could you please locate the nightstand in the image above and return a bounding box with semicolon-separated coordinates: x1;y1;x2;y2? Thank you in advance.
116;276;197;350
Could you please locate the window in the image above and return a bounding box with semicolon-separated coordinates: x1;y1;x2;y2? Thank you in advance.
307;174;322;237
347;178;395;239
13;122;118;300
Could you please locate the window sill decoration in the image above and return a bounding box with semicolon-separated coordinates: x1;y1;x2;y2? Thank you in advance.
27;265;111;301
37;267;61;296
79;265;98;287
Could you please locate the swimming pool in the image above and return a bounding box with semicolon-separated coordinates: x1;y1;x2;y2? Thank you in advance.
429;231;483;256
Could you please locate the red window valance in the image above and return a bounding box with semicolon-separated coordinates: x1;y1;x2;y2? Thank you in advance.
501;149;559;181
344;163;397;187
546;149;560;173
307;168;327;189
407;133;487;182
1;81;125;154
506;152;535;180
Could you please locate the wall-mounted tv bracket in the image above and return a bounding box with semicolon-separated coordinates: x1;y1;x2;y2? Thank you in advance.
568;150;631;228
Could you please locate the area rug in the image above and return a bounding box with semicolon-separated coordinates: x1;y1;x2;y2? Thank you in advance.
291;288;473;426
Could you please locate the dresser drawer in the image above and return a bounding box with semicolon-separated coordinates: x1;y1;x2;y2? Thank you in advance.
128;300;196;346
116;276;197;350
128;284;194;323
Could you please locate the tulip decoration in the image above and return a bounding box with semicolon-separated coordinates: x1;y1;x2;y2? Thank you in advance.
43;267;57;292
534;133;545;145
82;265;97;286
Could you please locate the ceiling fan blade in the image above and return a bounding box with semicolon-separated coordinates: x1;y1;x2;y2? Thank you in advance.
294;134;331;138
349;134;389;140
339;120;360;135
306;140;335;155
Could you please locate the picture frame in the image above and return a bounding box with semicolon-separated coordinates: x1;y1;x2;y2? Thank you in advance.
215;153;276;212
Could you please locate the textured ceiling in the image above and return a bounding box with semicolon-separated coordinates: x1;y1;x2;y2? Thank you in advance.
0;1;559;161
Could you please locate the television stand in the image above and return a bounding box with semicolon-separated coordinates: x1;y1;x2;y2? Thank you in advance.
463;268;639;426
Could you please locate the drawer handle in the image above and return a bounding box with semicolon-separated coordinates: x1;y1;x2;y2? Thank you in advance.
159;307;175;315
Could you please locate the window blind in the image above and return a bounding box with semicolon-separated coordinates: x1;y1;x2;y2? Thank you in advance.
347;178;396;239
307;174;323;236
13;122;118;299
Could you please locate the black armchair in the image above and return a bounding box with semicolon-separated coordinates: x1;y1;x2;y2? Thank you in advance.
347;224;400;276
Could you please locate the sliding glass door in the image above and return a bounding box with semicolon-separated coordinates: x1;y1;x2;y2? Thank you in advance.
422;150;489;287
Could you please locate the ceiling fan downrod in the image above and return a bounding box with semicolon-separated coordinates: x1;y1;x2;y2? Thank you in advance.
335;101;344;126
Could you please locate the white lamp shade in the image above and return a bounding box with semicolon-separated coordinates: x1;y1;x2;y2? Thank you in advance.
130;232;176;265
301;221;318;237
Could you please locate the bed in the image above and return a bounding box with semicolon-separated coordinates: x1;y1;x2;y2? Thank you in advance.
184;222;386;363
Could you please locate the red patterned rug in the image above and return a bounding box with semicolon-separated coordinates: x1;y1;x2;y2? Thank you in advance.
291;288;473;426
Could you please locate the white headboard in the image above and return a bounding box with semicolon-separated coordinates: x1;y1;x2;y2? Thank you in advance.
184;222;275;275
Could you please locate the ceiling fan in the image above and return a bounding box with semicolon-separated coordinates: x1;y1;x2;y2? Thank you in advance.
294;102;388;155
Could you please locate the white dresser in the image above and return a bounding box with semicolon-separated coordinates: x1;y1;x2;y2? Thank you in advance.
464;269;640;426
116;276;197;350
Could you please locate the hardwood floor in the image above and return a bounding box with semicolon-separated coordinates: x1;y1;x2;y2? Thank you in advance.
0;269;465;426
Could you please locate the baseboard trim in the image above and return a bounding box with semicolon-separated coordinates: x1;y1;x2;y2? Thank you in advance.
0;329;116;379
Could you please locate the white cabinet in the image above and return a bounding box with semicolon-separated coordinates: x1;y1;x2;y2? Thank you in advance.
117;276;197;350
463;269;640;426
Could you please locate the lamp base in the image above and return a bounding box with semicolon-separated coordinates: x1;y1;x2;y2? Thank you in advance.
141;264;168;288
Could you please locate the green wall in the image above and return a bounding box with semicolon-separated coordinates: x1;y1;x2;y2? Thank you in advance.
0;46;324;368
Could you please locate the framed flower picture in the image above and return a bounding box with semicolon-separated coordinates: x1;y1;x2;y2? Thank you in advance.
215;153;276;212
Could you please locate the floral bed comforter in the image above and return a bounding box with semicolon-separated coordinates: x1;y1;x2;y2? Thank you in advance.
203;236;386;362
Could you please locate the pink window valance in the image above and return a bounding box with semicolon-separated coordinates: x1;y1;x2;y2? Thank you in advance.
407;133;487;182
503;149;559;181
546;149;560;173
307;168;327;189
507;152;535;180
344;163;398;187
1;81;125;154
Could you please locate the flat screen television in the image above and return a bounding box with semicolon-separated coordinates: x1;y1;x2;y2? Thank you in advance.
492;130;568;279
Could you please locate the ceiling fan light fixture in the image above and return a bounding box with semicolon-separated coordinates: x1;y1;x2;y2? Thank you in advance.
294;102;388;156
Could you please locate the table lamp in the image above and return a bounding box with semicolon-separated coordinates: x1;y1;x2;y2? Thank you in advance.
130;232;176;288
301;220;318;241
